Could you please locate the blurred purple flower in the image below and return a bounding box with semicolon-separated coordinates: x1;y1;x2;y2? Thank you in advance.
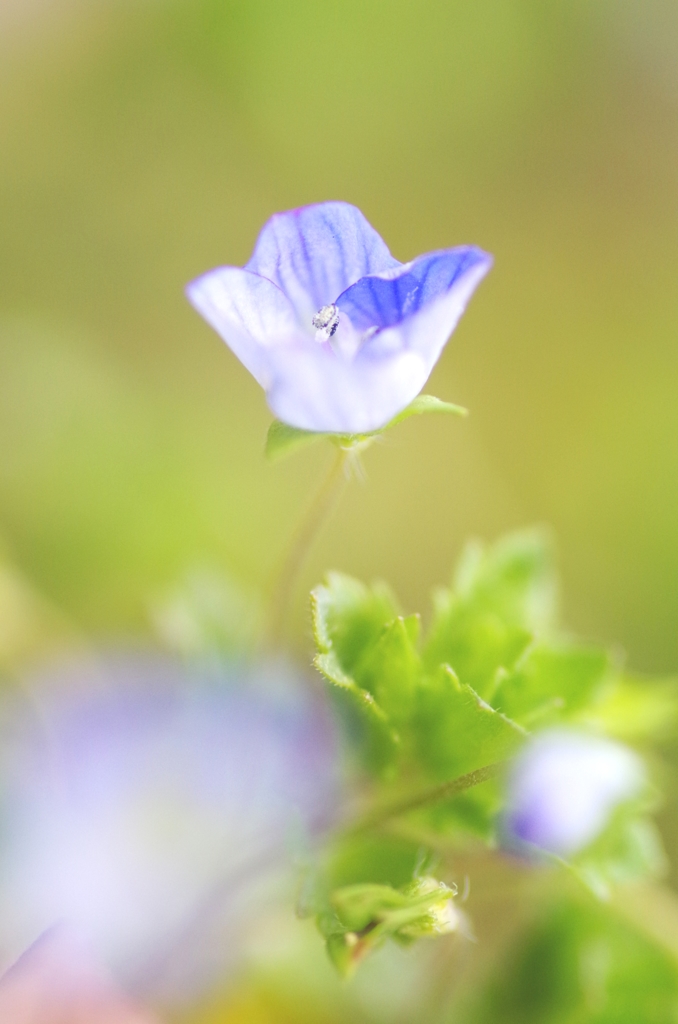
187;201;492;433
504;729;645;858
0;656;337;1002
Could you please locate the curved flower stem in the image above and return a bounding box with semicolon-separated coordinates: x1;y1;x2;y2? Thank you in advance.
350;761;505;835
267;444;351;646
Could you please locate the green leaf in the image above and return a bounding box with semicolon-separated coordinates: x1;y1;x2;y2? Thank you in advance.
577;674;678;742
465;898;678;1024
356;615;421;723
312;572;400;679
386;394;467;427
264;420;331;461
493;643;610;727
568;775;666;898
312;572;402;773
424;529;558;699
415;665;526;780
423;783;502;842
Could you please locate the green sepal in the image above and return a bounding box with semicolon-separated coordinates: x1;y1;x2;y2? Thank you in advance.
265;394;467;461
386;393;467;426
264;420;331;462
323;876;459;976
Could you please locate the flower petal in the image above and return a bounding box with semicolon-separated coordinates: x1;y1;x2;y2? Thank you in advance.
186;268;299;388
262;251;492;433
336;246;492;332
359;250;492;368
245;202;400;319
264;342;431;434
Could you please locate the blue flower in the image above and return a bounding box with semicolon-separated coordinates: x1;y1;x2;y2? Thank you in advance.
187;202;492;433
503;729;645;858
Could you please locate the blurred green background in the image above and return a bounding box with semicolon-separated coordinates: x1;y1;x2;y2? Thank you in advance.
2;2;678;1020
2;0;678;670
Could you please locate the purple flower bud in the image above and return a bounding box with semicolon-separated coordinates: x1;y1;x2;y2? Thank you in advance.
504;729;645;858
186;202;492;433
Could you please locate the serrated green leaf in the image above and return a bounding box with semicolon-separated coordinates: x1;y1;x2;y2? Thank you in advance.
312;572;400;677
357;615;421;723
312;573;402;773
493;643;610;727
386;394;467;427
265;420;331;461
415;666;526;779
314;650;400;774
424;529;557;699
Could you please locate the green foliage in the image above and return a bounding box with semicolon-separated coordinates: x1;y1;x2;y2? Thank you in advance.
415;666;525;779
318;875;459;978
424;529;557;699
578;674;678;743
310;528;678;975
463;897;678;1024
264;394;466;461
311;572;402;772
573;807;667;899
494;643;610;727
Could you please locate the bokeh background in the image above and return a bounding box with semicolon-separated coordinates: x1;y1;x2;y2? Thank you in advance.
1;0;678;1020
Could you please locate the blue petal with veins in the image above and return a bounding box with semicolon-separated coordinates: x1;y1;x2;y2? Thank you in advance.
246;202;400;318
336;247;491;333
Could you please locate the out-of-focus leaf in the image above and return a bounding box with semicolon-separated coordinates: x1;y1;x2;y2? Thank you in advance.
494;643;610;727
424;529;557;699
415;666;525;779
463;897;678;1024
322;876;459;976
578;674;678;742
421;781;502;842
574;811;667;899
149;566;262;656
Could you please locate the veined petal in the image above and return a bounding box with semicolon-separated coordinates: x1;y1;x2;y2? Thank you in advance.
336;246;492;333
358;251;493;370
186;267;299;388
264;343;430;434
246;202;400;320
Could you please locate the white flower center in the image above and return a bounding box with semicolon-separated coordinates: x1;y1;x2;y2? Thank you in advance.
311;304;339;342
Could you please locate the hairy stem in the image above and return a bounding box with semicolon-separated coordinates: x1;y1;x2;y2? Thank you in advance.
351;762;505;834
267;444;350;645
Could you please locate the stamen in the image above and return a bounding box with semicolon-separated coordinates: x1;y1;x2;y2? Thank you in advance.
312;304;340;342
